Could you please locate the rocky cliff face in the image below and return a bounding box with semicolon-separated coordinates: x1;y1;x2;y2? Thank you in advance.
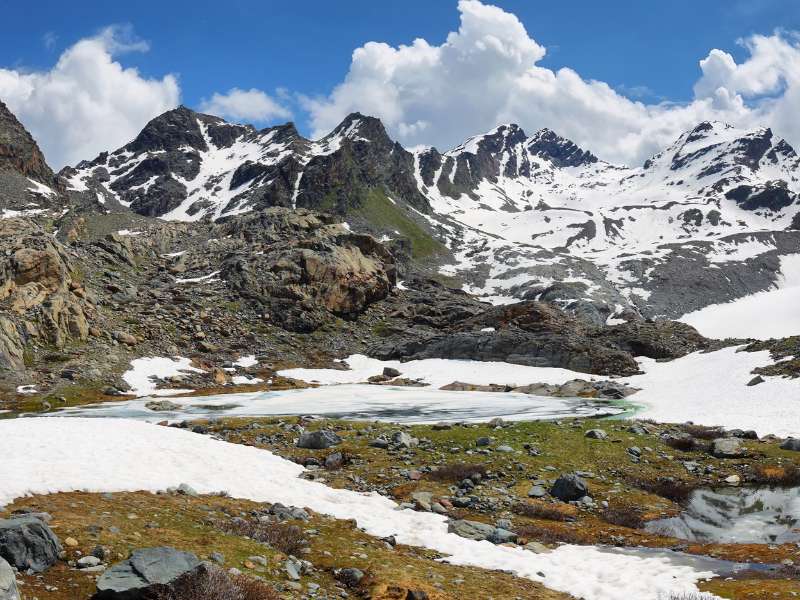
0;218;90;371
0;100;65;216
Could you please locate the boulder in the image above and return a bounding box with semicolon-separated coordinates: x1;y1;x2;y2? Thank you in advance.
144;400;180;412
447;520;517;544
391;430;418;448
584;429;607;440
0;516;62;573
527;485;547;498
447;520;496;541
780;438;800;452
0;557;19;600
94;547;202;599
296;430;342;449
710;438;747;459
550;474;589;502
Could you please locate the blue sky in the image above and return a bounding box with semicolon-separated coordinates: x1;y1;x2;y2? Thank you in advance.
5;1;796;108
2;0;800;167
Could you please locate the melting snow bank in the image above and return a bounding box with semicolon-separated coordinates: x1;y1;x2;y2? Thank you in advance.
49;384;623;423
680;253;800;339
0;418;718;600
122;357;203;397
622;347;800;438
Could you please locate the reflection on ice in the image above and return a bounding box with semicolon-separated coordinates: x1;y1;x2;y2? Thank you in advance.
645;486;800;544
45;383;627;424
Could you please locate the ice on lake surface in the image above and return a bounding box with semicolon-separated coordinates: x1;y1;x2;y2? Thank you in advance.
43;384;628;423
645;485;800;544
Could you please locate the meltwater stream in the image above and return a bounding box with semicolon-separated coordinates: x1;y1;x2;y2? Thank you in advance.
41;383;628;423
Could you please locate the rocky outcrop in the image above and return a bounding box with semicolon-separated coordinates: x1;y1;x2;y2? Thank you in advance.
369;300;710;376
221;209;396;332
0;218;90;371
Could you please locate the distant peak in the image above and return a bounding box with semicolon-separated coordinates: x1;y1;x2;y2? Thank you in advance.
527;128;597;168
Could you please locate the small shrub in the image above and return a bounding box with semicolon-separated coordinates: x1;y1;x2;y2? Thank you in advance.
515;523;590;545
428;462;487;482
600;505;644;529
156;565;280;600
680;424;724;440
627;477;693;504
751;463;800;487
215;518;306;556
512;501;575;522
664;436;699;452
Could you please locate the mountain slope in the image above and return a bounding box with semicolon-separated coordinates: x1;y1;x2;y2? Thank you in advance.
0;100;64;215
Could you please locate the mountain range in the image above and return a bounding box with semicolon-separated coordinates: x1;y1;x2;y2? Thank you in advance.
58;105;800;324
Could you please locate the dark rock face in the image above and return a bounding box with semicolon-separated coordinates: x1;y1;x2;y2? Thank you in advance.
0;100;58;186
0;516;62;573
94;547;202;600
369;300;711;376
550;474;589;502
0;100;67;215
527;128;598;167
371;328;638;375
725;181;796;212
591;320;709;360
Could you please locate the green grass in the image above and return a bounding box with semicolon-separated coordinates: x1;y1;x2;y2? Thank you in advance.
355;189;446;260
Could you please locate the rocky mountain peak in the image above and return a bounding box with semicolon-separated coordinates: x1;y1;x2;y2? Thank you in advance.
325;112;393;147
0;99;58;186
526;128;598;168
125;105;211;155
450;123;528;157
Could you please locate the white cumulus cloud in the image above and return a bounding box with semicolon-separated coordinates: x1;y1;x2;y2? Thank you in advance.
304;0;800;166
0;26;179;169
199;87;292;123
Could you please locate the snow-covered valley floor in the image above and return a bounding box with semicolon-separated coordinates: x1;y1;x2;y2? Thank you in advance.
0;418;720;600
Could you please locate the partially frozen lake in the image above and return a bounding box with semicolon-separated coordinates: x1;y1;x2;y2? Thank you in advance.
45;383;628;423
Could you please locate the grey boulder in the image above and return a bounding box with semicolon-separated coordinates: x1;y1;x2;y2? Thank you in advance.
780;438;800;451
296;430;342;449
0;516;62;573
94;547;201;599
447;520;517;544
550;474;589;502
0;557;19;600
710;437;747;459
